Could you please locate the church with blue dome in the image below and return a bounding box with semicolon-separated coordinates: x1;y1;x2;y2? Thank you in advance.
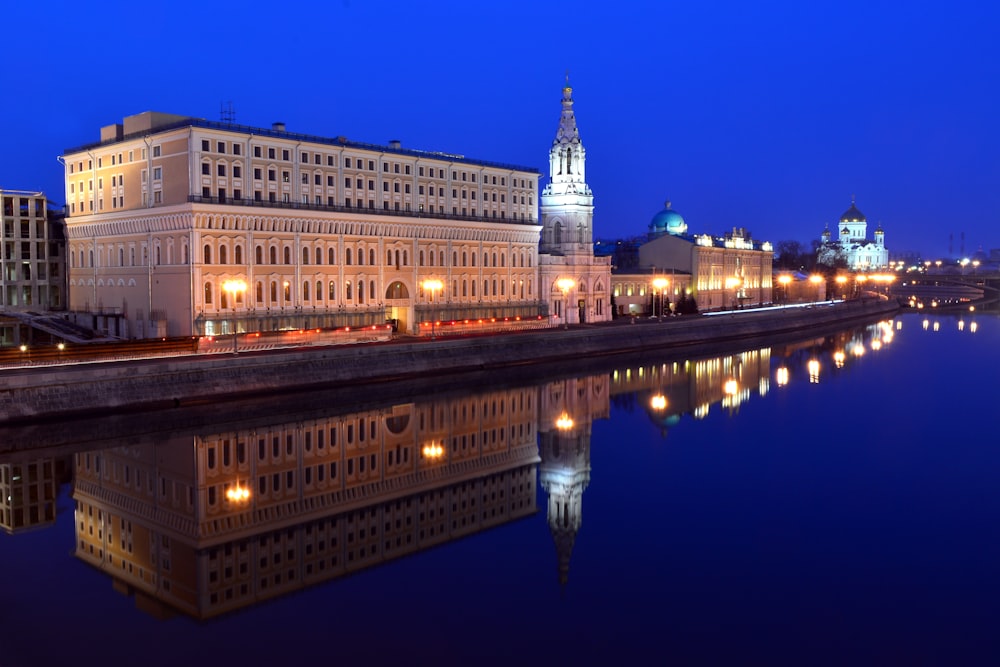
648;200;688;238
609;198;774;316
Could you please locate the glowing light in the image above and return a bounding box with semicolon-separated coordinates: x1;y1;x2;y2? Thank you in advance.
970;322;978;333
871;339;882;351
777;275;792;286
852;343;865;356
808;274;823;285
723;379;739;395
776;367;789;386
933;322;940;332
922;319;929;330
555;413;574;430
226;484;251;502
958;320;965;331
834;350;846;368
807;359;820;383
650;394;667;410
421;443;445;459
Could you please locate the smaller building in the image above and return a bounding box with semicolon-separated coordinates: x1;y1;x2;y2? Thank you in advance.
817;198;888;270
1;190;68;346
610;200;772;315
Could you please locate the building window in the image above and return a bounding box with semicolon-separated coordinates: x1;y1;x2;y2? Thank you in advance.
203;245;212;264
204;282;213;304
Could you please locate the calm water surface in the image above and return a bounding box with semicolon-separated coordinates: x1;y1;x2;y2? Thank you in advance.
1;312;999;666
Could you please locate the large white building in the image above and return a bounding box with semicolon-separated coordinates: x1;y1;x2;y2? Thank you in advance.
817;198;888;270
62;85;610;338
62;113;545;338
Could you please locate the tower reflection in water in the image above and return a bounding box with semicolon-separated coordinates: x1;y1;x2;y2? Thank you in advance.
48;320;897;619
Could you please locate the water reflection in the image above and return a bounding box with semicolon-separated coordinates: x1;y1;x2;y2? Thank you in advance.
1;318;902;620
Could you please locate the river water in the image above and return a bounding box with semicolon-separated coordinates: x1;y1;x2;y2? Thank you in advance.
1;311;998;666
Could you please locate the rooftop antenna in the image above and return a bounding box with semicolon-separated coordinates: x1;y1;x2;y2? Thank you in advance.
220;101;236;124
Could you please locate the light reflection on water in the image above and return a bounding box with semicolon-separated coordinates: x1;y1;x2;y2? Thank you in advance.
1;313;999;665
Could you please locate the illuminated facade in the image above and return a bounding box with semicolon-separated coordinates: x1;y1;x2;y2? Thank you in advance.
62;113;544;337
538;81;612;325
818;198;888;270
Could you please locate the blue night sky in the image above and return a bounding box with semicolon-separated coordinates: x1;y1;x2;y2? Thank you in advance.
3;0;998;257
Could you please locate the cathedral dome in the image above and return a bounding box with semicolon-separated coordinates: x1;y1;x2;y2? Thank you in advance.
840;200;866;223
649;200;687;236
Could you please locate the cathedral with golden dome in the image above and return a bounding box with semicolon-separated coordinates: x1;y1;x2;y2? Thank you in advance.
817;197;888;269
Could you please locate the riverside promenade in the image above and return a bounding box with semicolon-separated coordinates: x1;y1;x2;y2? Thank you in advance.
0;299;899;425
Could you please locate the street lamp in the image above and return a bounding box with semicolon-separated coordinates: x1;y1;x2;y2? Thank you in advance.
724;277;741;310
556;277;574;329
222;279;247;354
777;274;792;304
651;277;668;320
421;278;443;339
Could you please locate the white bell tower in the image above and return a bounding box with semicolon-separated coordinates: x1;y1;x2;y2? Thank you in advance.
540;77;594;255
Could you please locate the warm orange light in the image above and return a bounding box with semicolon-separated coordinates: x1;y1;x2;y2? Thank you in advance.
777;275;792;286
556;277;575;293
226;484;251;502
723;379;739;395
808;275;824;285
650;394;667;410
555;413;574;430
421;443;445;459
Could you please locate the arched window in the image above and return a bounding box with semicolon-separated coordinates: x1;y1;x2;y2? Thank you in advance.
303;281;310;301
183;243;189;264
358;248;364;266
283;246;291;264
462;252;467;267
316;280;323;301
316;248;323;265
283;281;291;301
346;281;352;300
329;281;336;300
270;281;277;302
256;281;263;303
346;248;352;265
369;249;375;265
89;250;94;267
269;246;277;264
462;280;467;297
156;247;161;265
484;280;489;296
419;251;425;266
370;281;375;300
203;245;212;264
219;246;228;265
403;250;408;265
472;253;476;267
255;246;263;264
492;253;497;267
358;280;365;303
118;248;124;266
453;251;458;266
395;250;401;268
472;280;477;297
554;222;563;245
501;280;505;296
220;291;229;309
387;250;393;265
204;282;213;304
303;248;310;265
492;280;497;296
500;254;505;267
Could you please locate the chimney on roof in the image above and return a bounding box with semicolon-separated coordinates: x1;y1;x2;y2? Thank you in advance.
272;122;286;132
388;139;401;149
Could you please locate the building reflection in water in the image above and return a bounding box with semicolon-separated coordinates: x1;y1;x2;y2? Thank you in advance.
0;319;898;618
72;389;541;619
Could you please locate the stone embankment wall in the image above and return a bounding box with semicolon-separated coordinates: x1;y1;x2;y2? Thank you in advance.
0;300;898;424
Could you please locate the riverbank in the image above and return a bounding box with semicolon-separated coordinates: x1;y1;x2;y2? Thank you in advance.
0;299;899;425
